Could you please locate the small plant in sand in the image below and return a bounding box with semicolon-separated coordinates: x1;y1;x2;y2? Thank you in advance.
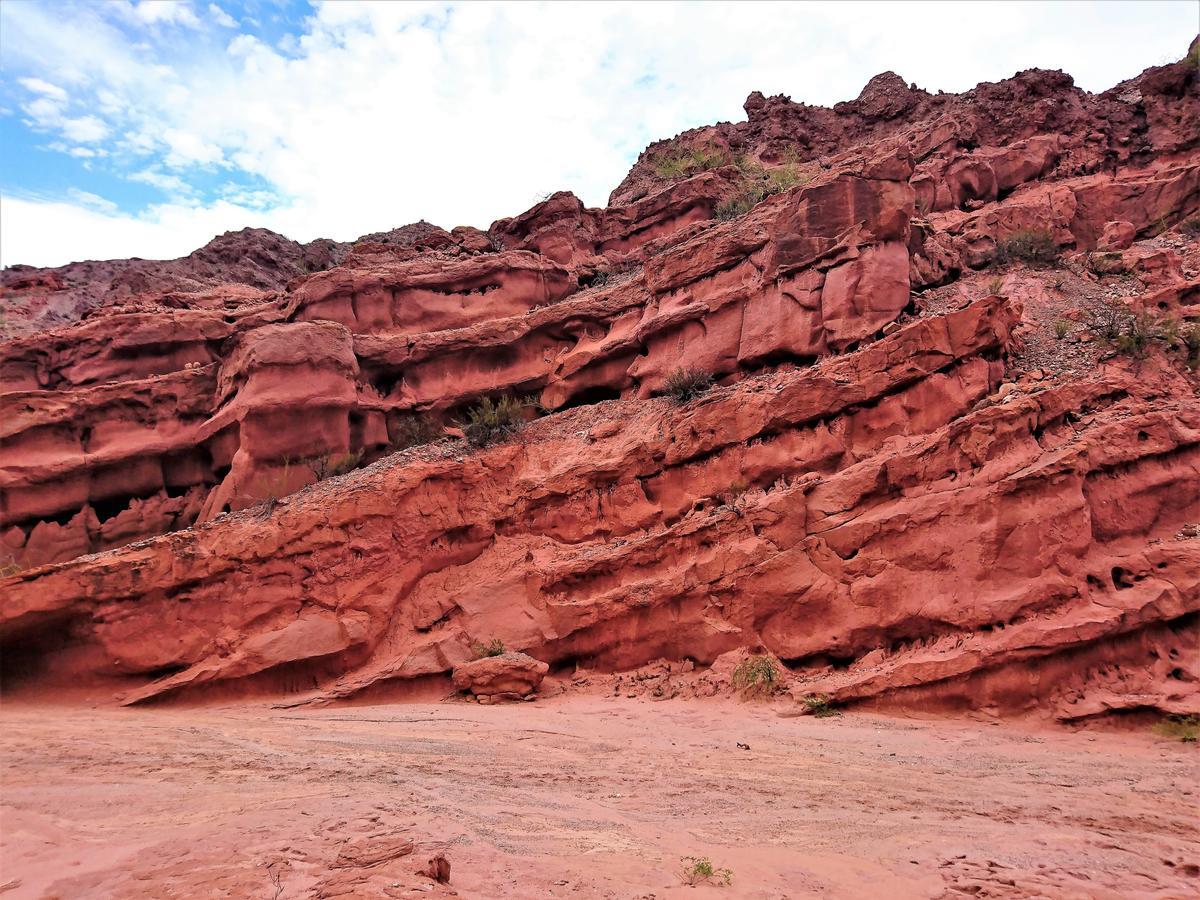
663;367;714;404
1153;715;1198;743
802;693;839;717
732;654;780;699
993;228;1059;266
1053;319;1071;340
678;856;733;887
471;638;507;659
459;396;531;448
985;275;1005;297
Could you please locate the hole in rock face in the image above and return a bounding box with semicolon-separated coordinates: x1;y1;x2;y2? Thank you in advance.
1110;566;1135;590
559;385;622;410
1086;574;1105;591
1137;431;1149;441
1168;668;1184;680
90;496;131;524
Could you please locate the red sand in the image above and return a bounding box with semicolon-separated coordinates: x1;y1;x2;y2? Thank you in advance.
2;696;1196;898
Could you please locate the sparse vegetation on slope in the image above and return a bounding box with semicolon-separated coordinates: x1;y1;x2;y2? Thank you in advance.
732;654;781;699
663;367;714;404
460;396;531;447
994;229;1059;266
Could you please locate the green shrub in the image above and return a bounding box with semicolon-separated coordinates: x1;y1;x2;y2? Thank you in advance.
986;275;1005;297
678;856;733;887
1053;319;1071;340
390;414;444;451
994;229;1059;266
471;638;506;659
663;367;714;404
1182;324;1200;368
714;160;809;221
1084;298;1132;343
732;654;780;698
652;144;729;180
802;694;839;717
1153;715;1198;743
459;396;530;447
1113;312;1162;359
714;193;759;221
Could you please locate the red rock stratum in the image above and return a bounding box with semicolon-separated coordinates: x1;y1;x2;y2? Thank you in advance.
2;42;1198;724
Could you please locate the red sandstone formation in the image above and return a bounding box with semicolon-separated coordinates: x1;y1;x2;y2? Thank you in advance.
1;42;1197;723
452;652;549;701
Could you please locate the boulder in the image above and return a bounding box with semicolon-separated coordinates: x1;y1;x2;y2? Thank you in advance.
452;653;549;700
1098;220;1136;251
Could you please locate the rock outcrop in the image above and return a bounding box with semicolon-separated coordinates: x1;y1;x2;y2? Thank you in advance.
1;41;1198;723
452;653;549;701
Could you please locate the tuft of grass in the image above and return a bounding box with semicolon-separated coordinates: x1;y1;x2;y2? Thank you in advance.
732;654;780;698
678;856;733;887
663;367;714;404
250;456;295;515
459;396;531;448
653;144;729;180
1053;319;1071;340
390;414;444;451
305;450;364;481
471;638;506;659
994;229;1059;266
715;159;809;221
1153;715;1198;743
1086;301;1200;365
1182;323;1200;369
986;275;1005;297
802;694;839;717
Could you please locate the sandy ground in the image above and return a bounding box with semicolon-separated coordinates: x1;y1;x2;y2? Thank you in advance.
1;695;1197;899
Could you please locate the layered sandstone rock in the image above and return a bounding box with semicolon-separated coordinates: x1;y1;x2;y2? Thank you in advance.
452;653;549;700
1;42;1197;721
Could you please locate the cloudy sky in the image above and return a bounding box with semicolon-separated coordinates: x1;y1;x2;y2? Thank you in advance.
0;0;1193;268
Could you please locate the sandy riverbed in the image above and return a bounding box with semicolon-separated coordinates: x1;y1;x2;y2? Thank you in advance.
1;695;1196;898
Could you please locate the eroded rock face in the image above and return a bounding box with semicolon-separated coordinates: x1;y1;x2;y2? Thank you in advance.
1;41;1198;722
452;653;549;700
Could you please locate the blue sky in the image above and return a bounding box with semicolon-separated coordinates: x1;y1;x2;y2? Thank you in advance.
0;0;1195;267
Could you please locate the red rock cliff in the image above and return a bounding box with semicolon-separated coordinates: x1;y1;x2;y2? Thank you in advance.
1;42;1198;720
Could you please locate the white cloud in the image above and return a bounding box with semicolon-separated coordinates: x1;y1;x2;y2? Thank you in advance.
128;166;196;197
60;115;111;143
18;76;68;101
0;195;271;265
0;0;1196;268
115;1;202;30
208;4;237;29
66;188;120;213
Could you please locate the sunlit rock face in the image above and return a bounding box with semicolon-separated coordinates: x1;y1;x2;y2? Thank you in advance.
1;43;1197;718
